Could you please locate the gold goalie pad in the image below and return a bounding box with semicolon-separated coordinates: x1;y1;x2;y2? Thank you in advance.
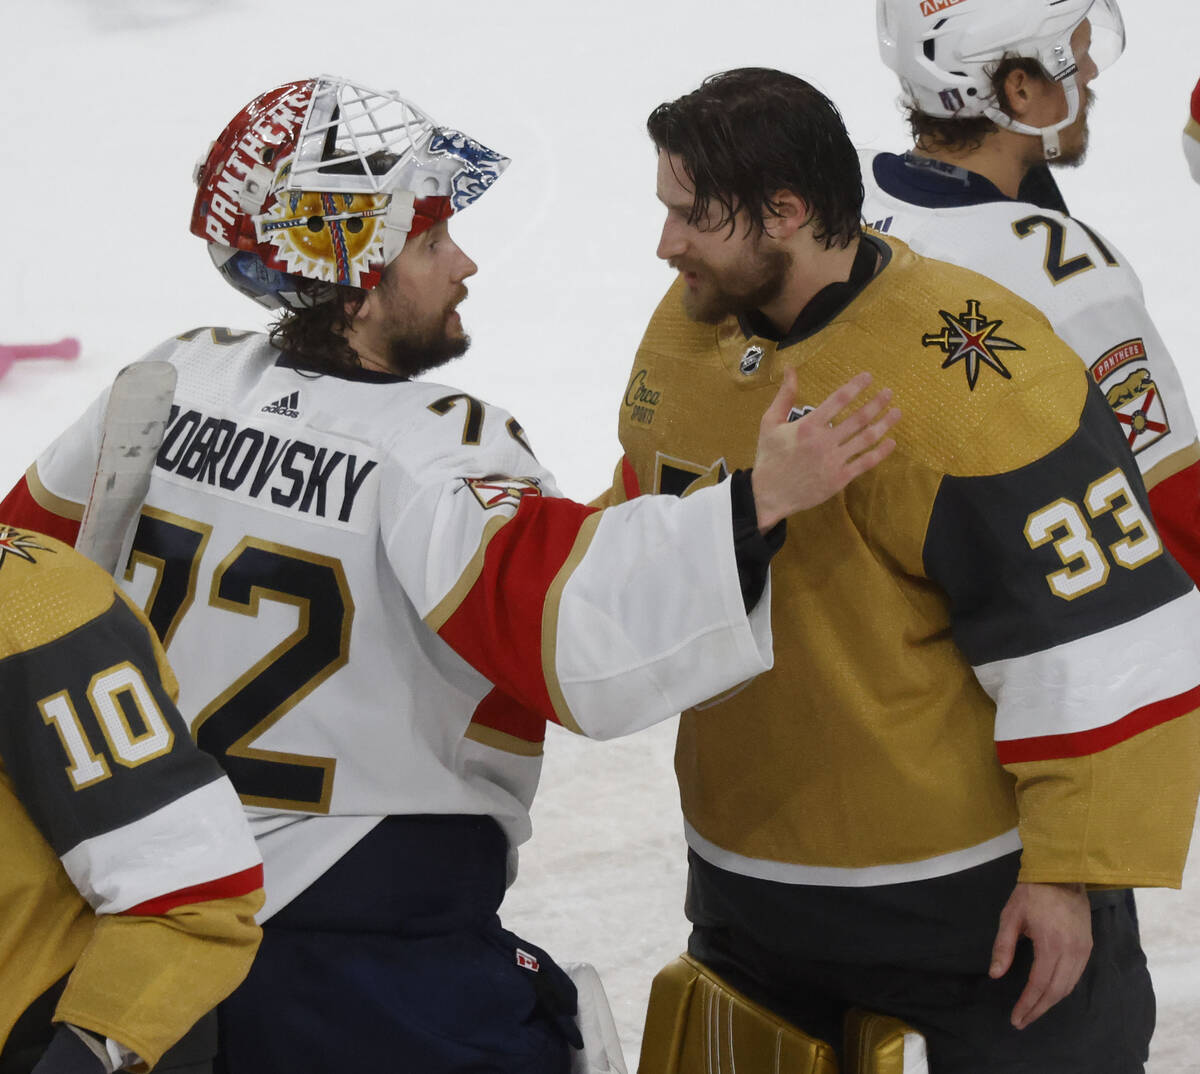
636;954;838;1074
842;1009;928;1074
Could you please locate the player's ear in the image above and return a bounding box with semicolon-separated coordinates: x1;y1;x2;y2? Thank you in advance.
763;191;810;240
1001;67;1041;120
347;288;374;324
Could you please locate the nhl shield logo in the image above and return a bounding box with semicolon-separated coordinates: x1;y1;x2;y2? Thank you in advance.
740;346;764;375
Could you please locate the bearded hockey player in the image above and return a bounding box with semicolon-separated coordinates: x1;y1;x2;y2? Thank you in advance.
0;76;899;1074
0;527;262;1074
864;0;1200;589
606;67;1200;1074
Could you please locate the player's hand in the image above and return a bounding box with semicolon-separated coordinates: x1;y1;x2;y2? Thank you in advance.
989;881;1093;1030
751;369;900;532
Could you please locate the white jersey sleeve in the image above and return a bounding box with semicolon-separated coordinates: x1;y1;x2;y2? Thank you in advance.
863;150;1200;586
5;327;772;913
376;404;773;741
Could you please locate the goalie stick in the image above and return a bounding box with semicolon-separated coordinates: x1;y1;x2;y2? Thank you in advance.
75;361;177;576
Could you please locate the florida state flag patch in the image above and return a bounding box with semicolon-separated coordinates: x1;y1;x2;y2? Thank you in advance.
1091;340;1170;454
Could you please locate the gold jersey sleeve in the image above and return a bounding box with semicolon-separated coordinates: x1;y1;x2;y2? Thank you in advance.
0;527;262;1066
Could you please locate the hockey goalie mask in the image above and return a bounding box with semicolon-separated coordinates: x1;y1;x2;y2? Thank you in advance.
877;0;1125;159
190;76;509;309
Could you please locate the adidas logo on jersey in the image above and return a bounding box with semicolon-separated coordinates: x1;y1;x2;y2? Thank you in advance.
261;391;300;418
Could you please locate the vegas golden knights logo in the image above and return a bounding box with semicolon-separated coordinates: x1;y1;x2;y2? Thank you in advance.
0;527;51;570
921;299;1023;390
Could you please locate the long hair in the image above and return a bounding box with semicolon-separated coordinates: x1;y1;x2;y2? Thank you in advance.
268;282;367;374
646;68;862;249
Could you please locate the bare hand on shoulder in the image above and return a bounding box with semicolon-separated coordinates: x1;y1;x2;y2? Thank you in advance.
989;881;1093;1030
751;369;900;532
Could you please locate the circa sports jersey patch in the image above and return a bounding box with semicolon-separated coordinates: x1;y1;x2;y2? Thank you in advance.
463;477;542;510
623;369;663;427
1090;339;1169;454
922;299;1023;390
0;526;52;570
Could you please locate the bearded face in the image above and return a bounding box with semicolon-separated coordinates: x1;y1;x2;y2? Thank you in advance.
672;238;793;325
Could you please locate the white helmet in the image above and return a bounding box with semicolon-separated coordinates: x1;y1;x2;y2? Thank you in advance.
877;0;1125;159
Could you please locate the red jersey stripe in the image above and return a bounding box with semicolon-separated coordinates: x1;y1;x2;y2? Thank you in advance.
997;682;1200;764
1148;457;1200;587
0;475;82;546
620;455;641;501
120;863;264;916
437;496;598;727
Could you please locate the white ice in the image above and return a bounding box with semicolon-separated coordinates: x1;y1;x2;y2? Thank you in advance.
3;1;1198;1068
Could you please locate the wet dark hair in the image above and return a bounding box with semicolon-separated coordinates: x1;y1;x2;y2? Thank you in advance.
906;56;1046;153
269;282;367;374
646;67;862;249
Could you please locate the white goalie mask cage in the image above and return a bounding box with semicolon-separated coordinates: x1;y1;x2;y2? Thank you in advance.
877;0;1125;158
191;75;509;307
284;77;508;209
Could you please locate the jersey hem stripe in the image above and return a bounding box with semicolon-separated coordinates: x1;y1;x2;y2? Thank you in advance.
684;821;1022;887
463;722;544;757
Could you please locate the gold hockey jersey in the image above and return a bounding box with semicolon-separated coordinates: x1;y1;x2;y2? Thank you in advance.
602;235;1200;889
0;527;263;1067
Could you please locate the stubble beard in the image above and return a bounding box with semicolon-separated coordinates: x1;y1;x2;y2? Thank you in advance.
1049;88;1095;168
384;294;471;379
677;243;793;325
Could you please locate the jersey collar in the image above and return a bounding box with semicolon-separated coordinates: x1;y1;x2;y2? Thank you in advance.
737;233;891;349
871;151;1012;209
275;351;409;383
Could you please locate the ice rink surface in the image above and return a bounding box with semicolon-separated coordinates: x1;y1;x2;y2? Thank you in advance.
3;0;1197;1067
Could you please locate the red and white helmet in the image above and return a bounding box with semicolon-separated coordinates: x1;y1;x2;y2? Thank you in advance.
877;0;1124;159
191;75;509;309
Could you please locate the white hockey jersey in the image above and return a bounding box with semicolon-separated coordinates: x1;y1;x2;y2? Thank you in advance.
6;329;773;918
863;151;1200;586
